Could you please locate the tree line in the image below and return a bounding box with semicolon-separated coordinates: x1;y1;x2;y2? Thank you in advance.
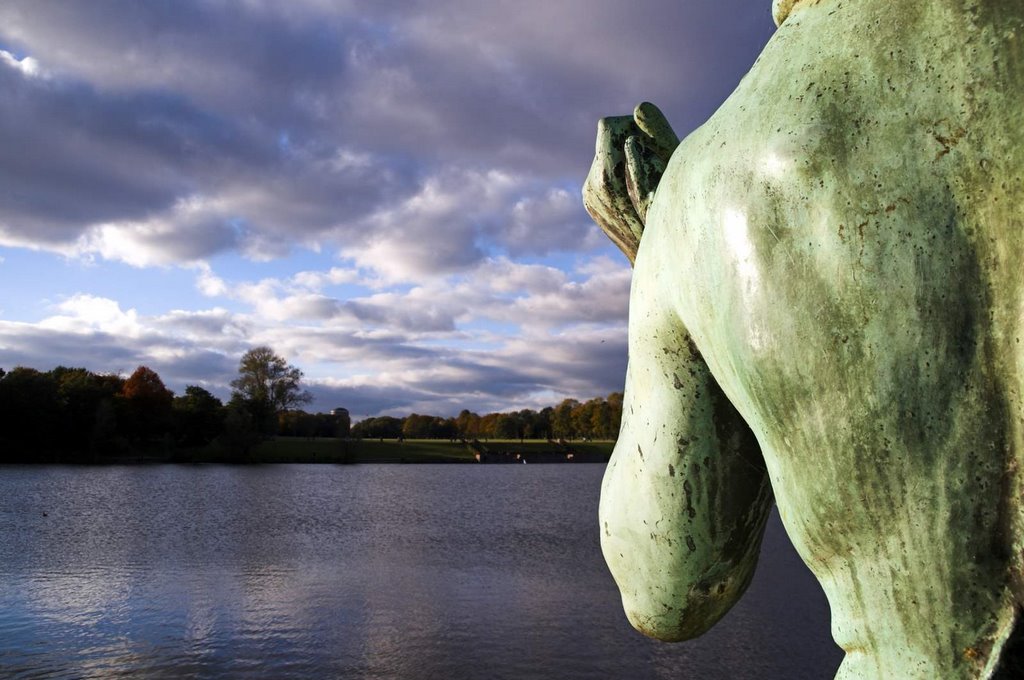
0;345;622;463
351;393;623;442
0;347;346;463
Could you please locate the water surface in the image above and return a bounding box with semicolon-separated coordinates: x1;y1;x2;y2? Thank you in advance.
0;465;842;678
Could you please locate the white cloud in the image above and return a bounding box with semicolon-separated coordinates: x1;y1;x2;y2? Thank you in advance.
291;266;358;290
39;294;144;338
193;251;629;337
483;258;568;295
0;268;628;416
71;196;238;267
195;266;229;297
0;50;43;78
338;168;603;284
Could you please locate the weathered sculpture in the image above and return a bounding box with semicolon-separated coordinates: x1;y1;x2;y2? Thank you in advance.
584;1;1024;677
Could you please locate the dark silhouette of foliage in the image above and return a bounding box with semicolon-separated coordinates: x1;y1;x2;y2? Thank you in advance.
0;355;621;462
400;414;457;439
350;416;404;439
51;366;124;454
121;366;174;443
0;367;61;460
220;402;262;460
172;386;224;446
346;393;622;443
277;409;350;438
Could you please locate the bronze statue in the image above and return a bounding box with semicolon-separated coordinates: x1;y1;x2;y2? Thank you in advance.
585;1;1024;677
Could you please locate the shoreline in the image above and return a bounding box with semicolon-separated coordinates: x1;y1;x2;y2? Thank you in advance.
2;438;615;465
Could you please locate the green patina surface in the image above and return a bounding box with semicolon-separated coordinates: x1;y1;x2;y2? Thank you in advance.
585;1;1024;677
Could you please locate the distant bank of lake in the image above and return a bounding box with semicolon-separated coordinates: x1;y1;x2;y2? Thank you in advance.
16;438;614;465
0;465;842;679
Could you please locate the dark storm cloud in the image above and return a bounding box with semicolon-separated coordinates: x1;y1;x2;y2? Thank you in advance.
306;382;437;421
0;323;143;371
0;321;238;391
332;1;778;173
0;1;360;127
0;63;212;242
0;0;776;268
0;51;410;259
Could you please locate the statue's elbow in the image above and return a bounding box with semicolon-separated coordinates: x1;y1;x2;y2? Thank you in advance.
618;567;755;642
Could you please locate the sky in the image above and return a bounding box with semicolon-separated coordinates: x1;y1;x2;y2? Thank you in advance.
0;1;777;419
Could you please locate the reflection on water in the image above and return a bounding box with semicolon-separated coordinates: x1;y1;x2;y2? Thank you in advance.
0;465;842;679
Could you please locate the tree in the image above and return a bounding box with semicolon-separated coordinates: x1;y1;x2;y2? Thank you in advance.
493;413;519;440
277;410;350;438
606;392;624;438
534;407;554;440
230;346;311;433
0;367;60;460
478;412;502;439
351;416;403;439
51;366;124;455
121;366;174;443
220;401;262;460
552;398;580;440
402;413;429;439
172;385;224;446
588;398;611;439
455;409;481;439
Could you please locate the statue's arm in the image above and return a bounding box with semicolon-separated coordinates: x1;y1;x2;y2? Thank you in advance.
600;264;774;641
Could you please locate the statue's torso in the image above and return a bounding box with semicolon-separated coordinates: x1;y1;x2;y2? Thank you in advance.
640;1;1024;675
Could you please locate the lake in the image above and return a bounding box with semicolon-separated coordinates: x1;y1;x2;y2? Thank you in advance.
0;465;842;679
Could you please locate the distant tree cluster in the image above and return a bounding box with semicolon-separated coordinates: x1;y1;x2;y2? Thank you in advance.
277;410;351;439
0;344;621;462
350;394;623;442
0;346;345;463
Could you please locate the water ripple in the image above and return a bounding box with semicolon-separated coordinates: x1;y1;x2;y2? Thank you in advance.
0;465;841;678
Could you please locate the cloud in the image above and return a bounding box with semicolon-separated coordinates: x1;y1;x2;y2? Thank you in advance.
507;265;631;328
73;197;241;267
153;308;251;348
0;320;238;391
0;49;42;78
195;265;230;297
0;248;630;416
0;0;777;416
191;252;629;337
501;188;605;256
343;294;457;333
338;169;614;283
0;0;775;271
38;294;144;338
302;323;628;419
291;267;359;290
0;43;413;265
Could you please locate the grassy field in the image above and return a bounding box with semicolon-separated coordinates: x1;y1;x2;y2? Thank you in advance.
179;438;614;464
473;439;614;459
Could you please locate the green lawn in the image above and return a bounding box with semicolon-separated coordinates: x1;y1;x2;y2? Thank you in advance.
179;437;614;464
347;439;478;463
474;439;614;457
